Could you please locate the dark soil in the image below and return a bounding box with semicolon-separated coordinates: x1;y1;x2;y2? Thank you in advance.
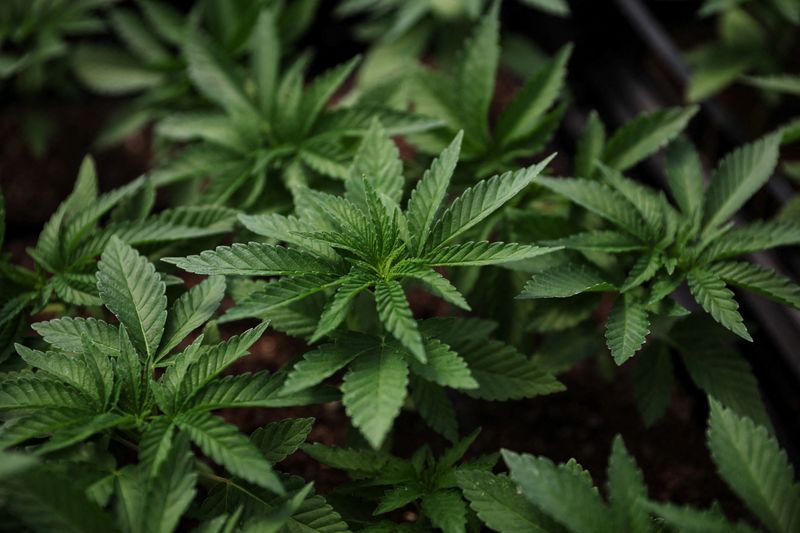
0;100;151;232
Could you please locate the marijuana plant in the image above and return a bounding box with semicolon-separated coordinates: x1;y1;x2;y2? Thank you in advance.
686;0;800;102
72;0;319;148
166;124;563;447
520;132;800;363
0;238;341;531
151;6;437;209
493;398;799;533
413;3;571;177
0;0;111;93
0;156;237;357
305;428;496;532
0;0;113;155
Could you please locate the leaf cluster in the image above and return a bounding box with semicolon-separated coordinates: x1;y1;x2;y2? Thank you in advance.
166;124;563;447
305;428;496;533
522;131;800;363
0;238;339;532
495;397;799;533
149;5;438;209
72;0;319;148
686;0;800;102
0;157;236;358
413;3;572;177
0;0;111;93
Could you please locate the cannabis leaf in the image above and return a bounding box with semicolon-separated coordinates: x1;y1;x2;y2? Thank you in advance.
167;128;561;447
529;132;799;361
306;429;494;531
707;398;800;533
0;156;237;355
151;6;438;209
2;239;335;530
413;3;571;176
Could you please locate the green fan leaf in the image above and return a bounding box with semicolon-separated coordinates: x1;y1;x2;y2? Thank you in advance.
341;344;409;449
185;26;256;119
139;417;175;479
675;323;769;428
281;337;369;395
250;417;315;464
574;110;606;178
158;276;226;359
644;500;757;533
688;269;751;341
298;56;361;135
0;373;94;413
429;158;553;249
502;450;611;533
406;338;477;389
251;8;279;113
141;433;197;533
602;106;698;172
702;220;800;261
703;134;781;232
421;490;468;533
97;237;166;361
537;177;648;240
546;230;645;252
6;469;117;533
518;264;614;299
163;243;336;276
632;343;674;427
348;119;404;205
15;345;99;402
707;398;800;533
457;2;499;144
375;280;426;362
418;241;558;267
175;323;269;409
176;411;284;495
605;294;650;365
221;275;338;324
396;266;470;311
665;136;705;219
457;470;557;533
407;132;463;254
709;261;800;309
460;341;563;400
496;43;572;146
310;273;373;342
410;377;458;442
607;436;650;533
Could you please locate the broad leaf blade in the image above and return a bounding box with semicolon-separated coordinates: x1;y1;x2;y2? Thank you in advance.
707;398;800;533
177;411;284;494
158;276;226;359
602;106;698;172
163;243;336;276
688;269;751;341
605;295;650;365
375;280;426;363
703;134;781;232
502;450;610;533
97;237;166;361
341;344;409;449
